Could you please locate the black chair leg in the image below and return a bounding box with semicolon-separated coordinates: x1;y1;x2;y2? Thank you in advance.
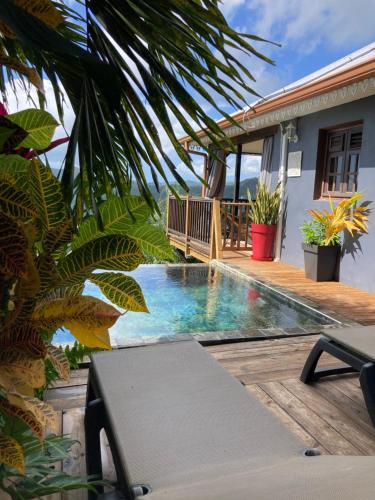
300;338;325;384
85;398;105;498
359;362;375;427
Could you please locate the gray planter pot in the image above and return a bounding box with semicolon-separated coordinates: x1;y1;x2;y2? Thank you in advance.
302;243;341;282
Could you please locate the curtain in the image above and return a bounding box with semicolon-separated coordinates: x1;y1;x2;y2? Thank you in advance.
259;135;274;187
206;149;227;199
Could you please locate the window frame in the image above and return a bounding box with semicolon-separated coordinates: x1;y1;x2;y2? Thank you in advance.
314;121;363;200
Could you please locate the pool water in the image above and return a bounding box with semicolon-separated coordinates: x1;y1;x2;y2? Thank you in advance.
53;264;334;346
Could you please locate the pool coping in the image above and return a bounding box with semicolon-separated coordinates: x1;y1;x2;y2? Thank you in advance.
214;260;361;328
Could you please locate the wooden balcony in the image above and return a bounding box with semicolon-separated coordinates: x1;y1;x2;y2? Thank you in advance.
166;195;252;262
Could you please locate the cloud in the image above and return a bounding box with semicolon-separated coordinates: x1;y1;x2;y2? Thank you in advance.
241;155;261;176
248;0;375;54
220;0;246;17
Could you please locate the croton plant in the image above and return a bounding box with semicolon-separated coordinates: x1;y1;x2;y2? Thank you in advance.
0;107;173;494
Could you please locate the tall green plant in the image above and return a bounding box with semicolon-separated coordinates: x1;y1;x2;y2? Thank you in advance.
248;182;281;225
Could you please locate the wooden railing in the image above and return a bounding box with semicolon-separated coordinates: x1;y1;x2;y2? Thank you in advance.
167;195;252;261
221;201;252;250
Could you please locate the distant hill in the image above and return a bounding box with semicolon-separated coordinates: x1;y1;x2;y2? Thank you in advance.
131;177;258;200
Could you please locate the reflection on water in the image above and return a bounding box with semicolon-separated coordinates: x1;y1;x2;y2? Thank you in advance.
54;265;330;345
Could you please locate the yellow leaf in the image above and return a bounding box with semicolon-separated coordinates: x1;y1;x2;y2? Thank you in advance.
0;373;34;396
18;249;41;298
7;393;59;434
65;322;111;350
0;399;44;440
0;353;45;389
0;435;24;474
47;345;70;381
0;324;46;359
32;296;119;349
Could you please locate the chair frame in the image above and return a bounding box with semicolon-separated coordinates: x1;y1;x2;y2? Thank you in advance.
300;335;375;426
84;366;136;500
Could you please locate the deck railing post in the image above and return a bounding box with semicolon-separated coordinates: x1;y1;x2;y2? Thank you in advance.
166;193;170;236
185;195;190;255
212;198;222;260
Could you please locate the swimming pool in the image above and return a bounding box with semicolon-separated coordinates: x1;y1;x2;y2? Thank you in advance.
53;264;338;346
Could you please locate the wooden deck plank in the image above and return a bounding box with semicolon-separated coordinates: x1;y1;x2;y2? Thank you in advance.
245;384;325;453
46;334;375;494
282;379;375;455
219;255;375;325
259;380;362;455
62;408;87;500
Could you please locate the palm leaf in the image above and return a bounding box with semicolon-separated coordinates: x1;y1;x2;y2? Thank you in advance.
0;0;272;219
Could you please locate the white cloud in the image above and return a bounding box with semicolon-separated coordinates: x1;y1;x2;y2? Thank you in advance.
248;0;375;53
220;0;246;17
241;155;261;176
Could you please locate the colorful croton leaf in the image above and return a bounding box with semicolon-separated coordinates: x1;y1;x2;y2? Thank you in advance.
0;106;174;480
0;434;25;474
32;296;121;350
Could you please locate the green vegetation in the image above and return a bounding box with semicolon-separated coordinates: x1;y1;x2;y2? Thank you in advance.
303;193;370;246
0;107;171;494
301;220;341;246
247;182;281;225
0;0;271;220
0;1;270;496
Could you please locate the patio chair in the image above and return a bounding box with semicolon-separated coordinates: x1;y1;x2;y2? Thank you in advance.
85;340;375;499
300;325;375;426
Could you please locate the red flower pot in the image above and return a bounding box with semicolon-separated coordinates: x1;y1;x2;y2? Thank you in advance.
251;223;277;261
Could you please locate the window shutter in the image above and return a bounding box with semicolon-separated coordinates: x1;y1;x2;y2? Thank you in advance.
328;133;345;152
349;131;362;150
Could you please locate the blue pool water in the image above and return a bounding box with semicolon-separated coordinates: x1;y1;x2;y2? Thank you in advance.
53;264;334;346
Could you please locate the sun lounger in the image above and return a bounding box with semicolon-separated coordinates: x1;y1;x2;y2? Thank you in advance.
85;340;375;499
301;325;375;426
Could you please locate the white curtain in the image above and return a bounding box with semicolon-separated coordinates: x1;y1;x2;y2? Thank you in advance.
259;135;274;188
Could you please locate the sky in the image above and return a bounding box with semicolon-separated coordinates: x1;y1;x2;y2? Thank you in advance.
5;0;375;185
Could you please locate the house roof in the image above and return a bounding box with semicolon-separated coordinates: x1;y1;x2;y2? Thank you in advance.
180;42;375;145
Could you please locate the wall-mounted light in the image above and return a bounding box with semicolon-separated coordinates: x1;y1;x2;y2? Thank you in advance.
284;119;299;143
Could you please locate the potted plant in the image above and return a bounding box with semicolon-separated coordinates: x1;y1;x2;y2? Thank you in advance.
301;193;370;281
248;182;281;261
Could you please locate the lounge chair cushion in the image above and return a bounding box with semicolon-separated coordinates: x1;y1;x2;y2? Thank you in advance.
324;325;375;361
91;341;303;492
140;456;375;500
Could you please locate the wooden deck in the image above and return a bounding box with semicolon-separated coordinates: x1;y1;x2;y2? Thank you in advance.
219;251;375;325
47;335;375;498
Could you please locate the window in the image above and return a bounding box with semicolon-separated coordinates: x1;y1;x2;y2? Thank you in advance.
315;123;363;198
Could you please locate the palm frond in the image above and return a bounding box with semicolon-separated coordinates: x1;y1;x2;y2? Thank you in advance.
0;0;273;219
